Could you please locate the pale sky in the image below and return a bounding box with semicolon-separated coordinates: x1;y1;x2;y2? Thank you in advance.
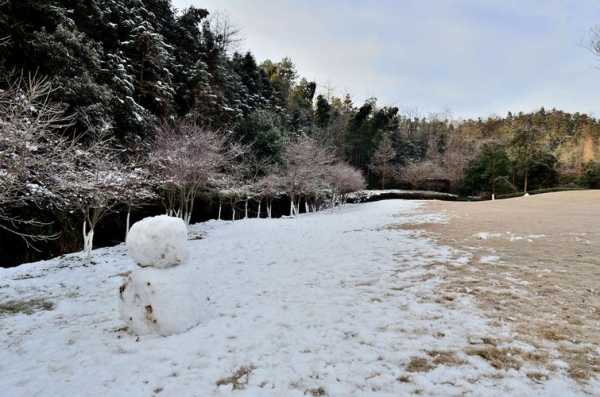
173;0;600;119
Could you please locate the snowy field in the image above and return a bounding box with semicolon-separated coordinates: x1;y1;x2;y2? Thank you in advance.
0;200;592;396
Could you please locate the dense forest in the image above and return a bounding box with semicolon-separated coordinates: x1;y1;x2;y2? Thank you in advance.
1;0;600;264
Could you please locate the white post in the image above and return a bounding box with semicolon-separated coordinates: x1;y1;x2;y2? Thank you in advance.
244;199;248;219
257;200;261;218
218;200;222;220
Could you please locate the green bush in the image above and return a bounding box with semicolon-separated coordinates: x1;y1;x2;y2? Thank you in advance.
580;162;600;188
462;144;514;196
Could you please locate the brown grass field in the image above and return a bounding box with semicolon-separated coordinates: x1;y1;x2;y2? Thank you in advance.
411;191;600;380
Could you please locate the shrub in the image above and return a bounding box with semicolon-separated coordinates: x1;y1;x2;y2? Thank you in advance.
580;161;600;188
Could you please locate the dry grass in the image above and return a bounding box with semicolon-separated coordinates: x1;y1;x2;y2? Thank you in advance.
559;346;600;381
406;191;600;381
427;350;466;366
0;298;55;316
397;374;411;383
465;346;523;370
304;386;327;396
216;365;256;390
406;357;434;373
405;351;466;374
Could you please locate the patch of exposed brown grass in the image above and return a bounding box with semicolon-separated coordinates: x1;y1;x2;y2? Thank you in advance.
559;346;600;381
0;298;55;316
304;386;327;396
406;357;434;373
465;346;522;370
216;365;256;390
527;372;550;383
427;351;466;366
407;192;600;381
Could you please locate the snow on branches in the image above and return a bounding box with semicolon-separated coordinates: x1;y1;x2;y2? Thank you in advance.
0;72;75;246
151;121;244;225
279;135;365;215
328;162;367;205
0;73;157;254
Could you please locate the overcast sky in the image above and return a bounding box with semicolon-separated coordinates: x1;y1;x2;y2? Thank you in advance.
173;0;600;119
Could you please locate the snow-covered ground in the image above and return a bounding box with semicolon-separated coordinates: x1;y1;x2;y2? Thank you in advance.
0;201;591;396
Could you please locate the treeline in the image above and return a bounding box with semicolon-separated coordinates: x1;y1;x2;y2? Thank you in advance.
1;0;600;260
3;1;600;192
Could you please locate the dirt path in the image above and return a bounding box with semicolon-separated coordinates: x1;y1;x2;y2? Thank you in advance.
412;191;600;381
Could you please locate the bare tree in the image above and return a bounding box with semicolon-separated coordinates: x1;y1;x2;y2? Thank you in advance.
400;160;446;189
328;162;366;205
369;134;396;189
440;131;480;191
0;72;75;248
208;11;242;53
152;122;242;225
280;135;336;216
589;26;600;60
115;161;159;239
256;173;283;219
55;129;125;258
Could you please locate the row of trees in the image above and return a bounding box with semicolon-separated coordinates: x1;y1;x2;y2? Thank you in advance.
0;73;159;256
355;108;600;196
153;123;365;223
2;1;599;196
2;0;600;262
0;73;366;256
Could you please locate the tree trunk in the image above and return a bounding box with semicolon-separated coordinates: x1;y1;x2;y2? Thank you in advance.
125;207;131;240
218;200;222;220
83;221;94;258
244;199;248;219
524;168;529;193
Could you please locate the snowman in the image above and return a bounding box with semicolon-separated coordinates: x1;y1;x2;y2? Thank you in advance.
119;215;204;336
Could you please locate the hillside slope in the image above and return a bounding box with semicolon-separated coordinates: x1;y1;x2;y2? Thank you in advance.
0;201;595;396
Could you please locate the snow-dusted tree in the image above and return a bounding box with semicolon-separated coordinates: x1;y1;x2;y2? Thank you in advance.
369;134;396;189
123;11;175;116
328;162;367;205
56;130;124;258
0;72;74;247
151;122;239;226
115;162;159;240
256;173;284;218
238;154;272;218
280;135;336;216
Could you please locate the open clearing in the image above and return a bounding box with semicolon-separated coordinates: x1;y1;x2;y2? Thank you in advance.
1;198;598;396
412;191;600;384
